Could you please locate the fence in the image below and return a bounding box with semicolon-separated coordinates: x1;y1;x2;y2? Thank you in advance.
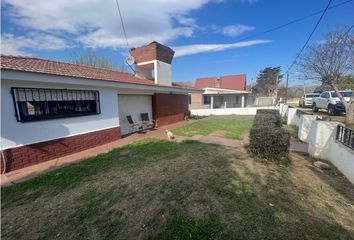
336;125;354;150
283;104;354;184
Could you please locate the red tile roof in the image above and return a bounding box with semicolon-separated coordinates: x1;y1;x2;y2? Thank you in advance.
195;74;246;91
0;55;197;91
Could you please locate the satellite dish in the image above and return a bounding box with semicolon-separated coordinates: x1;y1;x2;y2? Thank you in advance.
125;55;135;66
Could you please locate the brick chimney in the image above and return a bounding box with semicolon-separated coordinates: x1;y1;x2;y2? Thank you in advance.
130;41;174;86
214;77;221;88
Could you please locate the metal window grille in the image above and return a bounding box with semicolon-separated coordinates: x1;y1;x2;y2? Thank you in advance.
12;87;101;122
336;125;354;150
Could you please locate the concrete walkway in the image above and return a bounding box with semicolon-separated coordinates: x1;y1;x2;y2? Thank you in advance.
290;142;309;153
1;120;194;187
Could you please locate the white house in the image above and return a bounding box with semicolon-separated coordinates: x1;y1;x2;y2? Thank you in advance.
189;75;253;109
0;42;200;173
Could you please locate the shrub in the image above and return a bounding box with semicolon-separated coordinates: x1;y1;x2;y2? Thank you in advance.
253;113;282;128
249;127;290;161
249;109;290;162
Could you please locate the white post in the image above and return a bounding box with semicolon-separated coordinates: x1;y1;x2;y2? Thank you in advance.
224;98;227;109
210;96;214;109
241;94;245;108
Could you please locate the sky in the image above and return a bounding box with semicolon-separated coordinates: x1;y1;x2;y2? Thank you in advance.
1;0;354;87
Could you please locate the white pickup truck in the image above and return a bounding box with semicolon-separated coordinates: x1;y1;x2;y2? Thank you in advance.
312;90;353;115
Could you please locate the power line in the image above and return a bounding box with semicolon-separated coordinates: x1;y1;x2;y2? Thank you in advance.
114;0;129;47
286;0;333;73
236;0;352;43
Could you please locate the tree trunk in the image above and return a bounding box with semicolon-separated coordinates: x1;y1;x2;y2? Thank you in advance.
329;83;353;125
345;100;354;126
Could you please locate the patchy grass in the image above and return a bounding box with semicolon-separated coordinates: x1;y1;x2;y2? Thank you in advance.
2;139;354;239
172;115;254;140
284;125;302;142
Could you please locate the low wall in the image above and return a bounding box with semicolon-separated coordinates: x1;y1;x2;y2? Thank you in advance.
287;108;301;126
298;115;318;142
328;140;354;184
282;104;354;184
279;104;289;118
190;107;277;116
1;127;121;173
307;121;338;159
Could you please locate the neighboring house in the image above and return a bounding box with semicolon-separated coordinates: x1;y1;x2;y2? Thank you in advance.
190;74;253;109
0;42;200;173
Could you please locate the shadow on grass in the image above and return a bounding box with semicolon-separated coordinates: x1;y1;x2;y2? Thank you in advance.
303;155;354;204
1;139;354;240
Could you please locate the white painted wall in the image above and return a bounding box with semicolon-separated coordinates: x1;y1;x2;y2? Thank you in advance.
298;115;318;142
1;79;120;150
280;104;289;118
307;121;337;159
118;95;152;135
328;140;354;184
283;107;354;184
287;108;300;126
191;106;278;116
306;121;354;184
155;60;172;86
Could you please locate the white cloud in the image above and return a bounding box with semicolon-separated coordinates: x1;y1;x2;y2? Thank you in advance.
1;33;70;56
173;39;271;57
221;24;255;37
2;0;220;49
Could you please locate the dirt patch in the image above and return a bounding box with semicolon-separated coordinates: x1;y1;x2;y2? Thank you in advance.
209;130;228;137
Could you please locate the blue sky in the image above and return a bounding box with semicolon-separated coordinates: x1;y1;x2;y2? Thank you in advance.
1;0;354;86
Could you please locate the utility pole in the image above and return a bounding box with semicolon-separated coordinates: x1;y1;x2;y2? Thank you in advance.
285;72;289;103
274;73;279;100
303;80;306;95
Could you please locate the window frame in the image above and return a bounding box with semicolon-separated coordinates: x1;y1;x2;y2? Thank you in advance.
11;87;101;122
203;95;211;105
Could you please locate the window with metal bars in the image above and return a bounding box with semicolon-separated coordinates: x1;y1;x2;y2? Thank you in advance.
12;87;101;122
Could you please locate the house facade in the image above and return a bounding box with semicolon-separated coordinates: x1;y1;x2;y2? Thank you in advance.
0;42;200;173
190;74;253;109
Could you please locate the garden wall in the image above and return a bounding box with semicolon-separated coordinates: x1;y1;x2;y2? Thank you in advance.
283;105;354;184
191;106;277;116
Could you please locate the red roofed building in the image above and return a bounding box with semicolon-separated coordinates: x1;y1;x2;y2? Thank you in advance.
190;74;252;109
0;42;200;173
195;75;246;91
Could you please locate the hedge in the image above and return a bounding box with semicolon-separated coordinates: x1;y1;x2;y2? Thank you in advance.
249;109;290;162
253;113;282;128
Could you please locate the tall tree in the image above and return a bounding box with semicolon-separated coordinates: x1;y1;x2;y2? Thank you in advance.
297;26;354;124
314;75;354;93
69;50;118;69
252;67;282;97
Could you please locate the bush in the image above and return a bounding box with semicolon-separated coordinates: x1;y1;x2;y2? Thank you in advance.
253;113;282;128
249;109;290;162
253;109;282;128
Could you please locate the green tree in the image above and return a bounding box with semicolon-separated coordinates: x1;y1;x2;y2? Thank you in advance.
252;67;282;97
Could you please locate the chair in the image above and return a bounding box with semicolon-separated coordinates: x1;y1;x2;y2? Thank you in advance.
126;115;142;133
140;113;155;130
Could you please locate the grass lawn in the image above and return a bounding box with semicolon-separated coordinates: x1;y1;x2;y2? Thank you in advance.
2;139;354;239
172;115;254;140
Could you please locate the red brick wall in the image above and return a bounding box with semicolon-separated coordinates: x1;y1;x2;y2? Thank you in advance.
0;127;121;173
152;93;189;127
130;42;174;64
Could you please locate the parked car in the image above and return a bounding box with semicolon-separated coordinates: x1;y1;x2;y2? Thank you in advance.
299;93;320;108
312;90;353;115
